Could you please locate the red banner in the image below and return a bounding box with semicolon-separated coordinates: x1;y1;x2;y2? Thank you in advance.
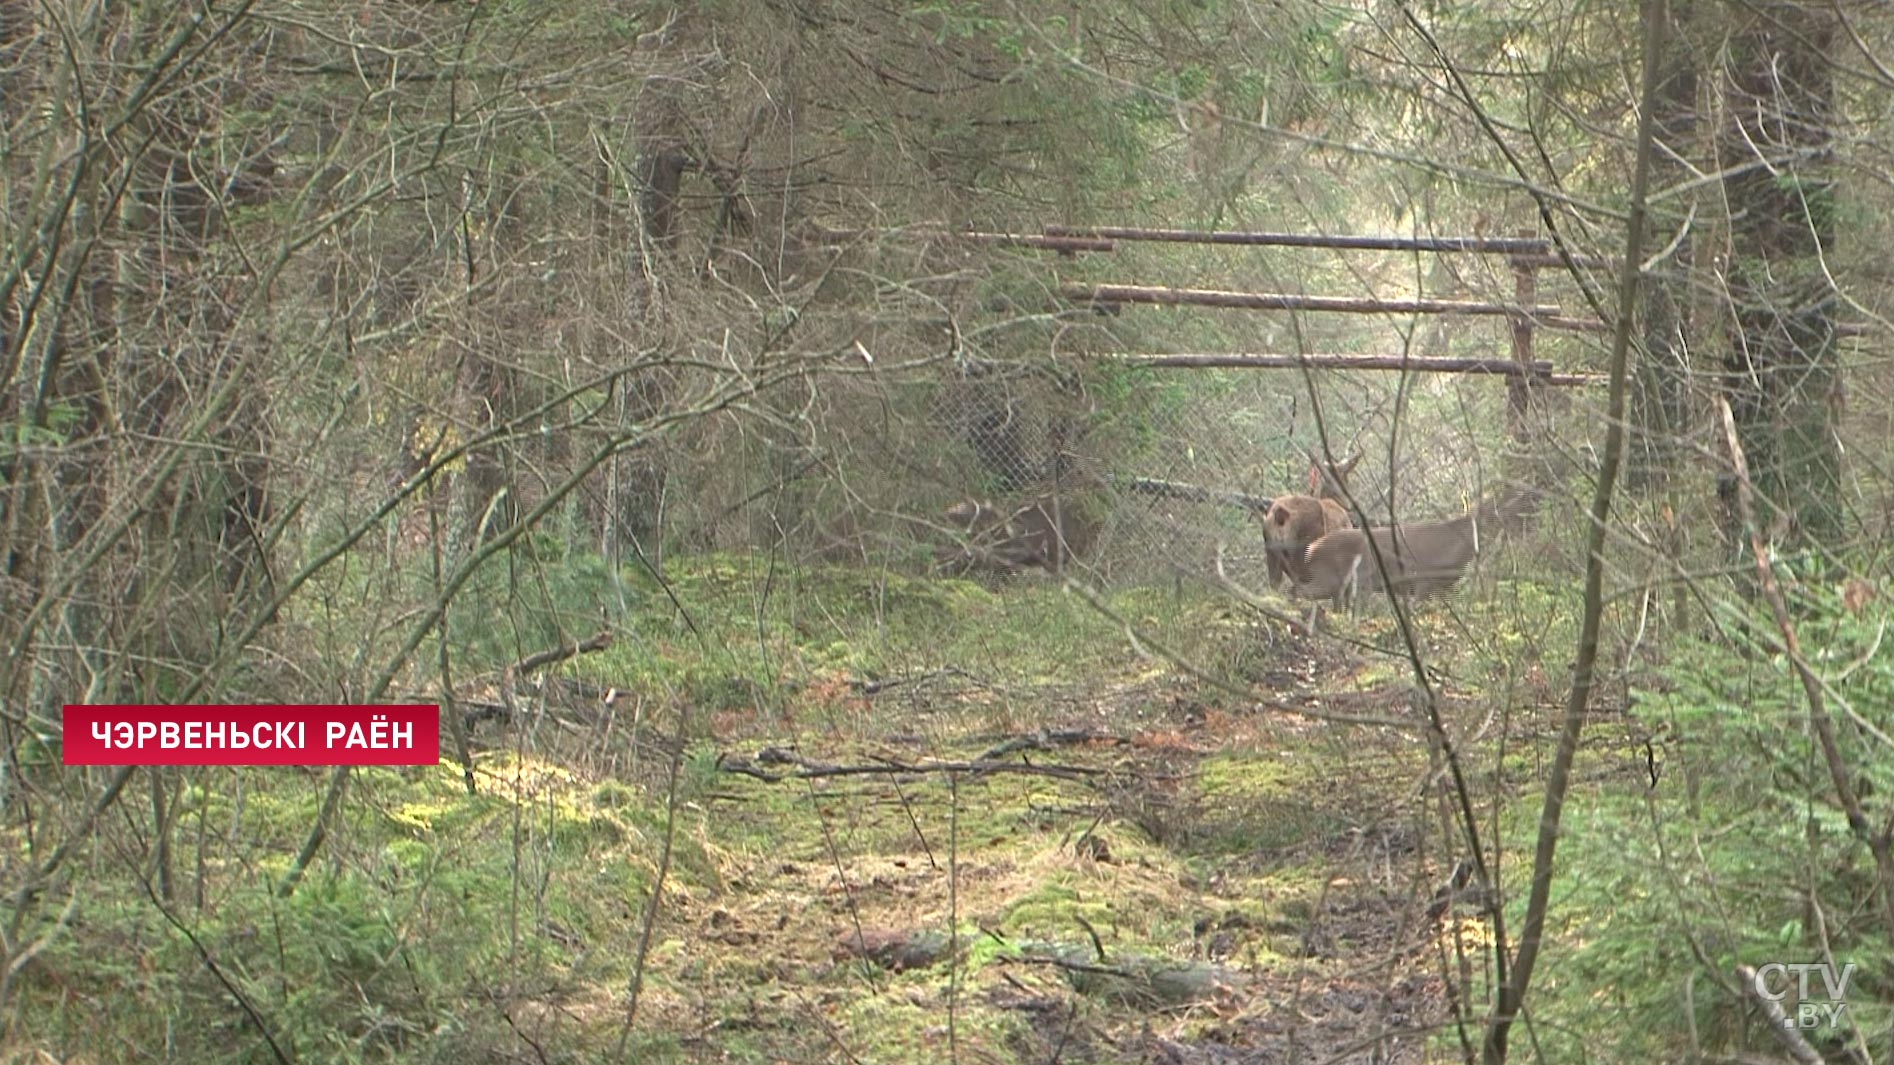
62;705;441;766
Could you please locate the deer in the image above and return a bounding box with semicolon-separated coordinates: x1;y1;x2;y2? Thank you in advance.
1292;485;1541;629
1261;450;1362;589
935;495;1096;578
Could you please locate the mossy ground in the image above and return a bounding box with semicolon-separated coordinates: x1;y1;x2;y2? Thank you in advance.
5;552;1603;1063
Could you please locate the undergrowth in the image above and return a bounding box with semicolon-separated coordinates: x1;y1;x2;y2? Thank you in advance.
15;548;1887;1062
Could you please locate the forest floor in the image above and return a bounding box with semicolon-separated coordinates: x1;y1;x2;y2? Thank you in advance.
657;629;1463;1064
524;557;1579;1064
9;554;1602;1064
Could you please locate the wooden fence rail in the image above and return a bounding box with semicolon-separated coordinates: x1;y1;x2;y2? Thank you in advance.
1061;282;1568;319
1043;225;1553;255
957;231;1115;253
1096;352;1599;385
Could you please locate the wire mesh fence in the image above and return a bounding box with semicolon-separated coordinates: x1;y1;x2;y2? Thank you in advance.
693;351;1556;596
571;228;1625;606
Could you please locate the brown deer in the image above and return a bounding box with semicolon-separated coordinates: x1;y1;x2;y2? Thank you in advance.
1293;486;1541;625
935;495;1096;577
1261;450;1361;588
938;499;1020;575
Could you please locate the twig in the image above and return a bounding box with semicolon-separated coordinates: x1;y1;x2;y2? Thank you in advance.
511;630;613;676
854;667;975;695
0;886;80;1008
142;876;291;1064
1116;475;1274;512
948;772;961;1065
1210;542;1314;634
886;774;938;871
616;693;696;1055
1733;966;1825;1065
973;728;1124;762
1717;396;1894;944
1074;915;1108;963
1007;954;1134;979
717;747;1105;783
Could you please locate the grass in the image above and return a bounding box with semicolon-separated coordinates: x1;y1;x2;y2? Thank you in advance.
11;547;1844;1063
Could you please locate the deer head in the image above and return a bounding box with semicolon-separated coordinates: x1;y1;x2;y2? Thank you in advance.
1304;448;1362;503
1263;495;1352;589
937;495;1095;577
1260;448;1359;590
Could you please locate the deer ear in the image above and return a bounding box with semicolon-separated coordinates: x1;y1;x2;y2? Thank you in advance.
1339;451;1362;475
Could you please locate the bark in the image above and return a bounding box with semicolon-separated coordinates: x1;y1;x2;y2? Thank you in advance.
1628;0;1696;488
1717;0;1843;544
642;146;693;252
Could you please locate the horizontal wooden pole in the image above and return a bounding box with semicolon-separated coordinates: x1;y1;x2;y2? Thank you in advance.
801;226;1113;253
1095;352;1601;385
1537;314;1611;333
1045;225;1552;255
1097;353;1550;374
1063;282;1566;318
956;231;1115;252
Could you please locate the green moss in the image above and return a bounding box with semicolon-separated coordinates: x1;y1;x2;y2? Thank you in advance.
842;986;1030;1061
1001;880;1100;937
1191;751;1340;854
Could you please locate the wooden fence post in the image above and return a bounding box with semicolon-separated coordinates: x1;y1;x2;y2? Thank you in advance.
1508;233;1539;439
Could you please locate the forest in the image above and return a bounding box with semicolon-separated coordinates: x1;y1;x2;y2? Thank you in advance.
2;0;1891;1062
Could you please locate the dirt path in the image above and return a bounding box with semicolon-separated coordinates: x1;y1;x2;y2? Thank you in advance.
683;630;1468;1063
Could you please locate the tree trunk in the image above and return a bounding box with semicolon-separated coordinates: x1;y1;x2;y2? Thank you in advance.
1629;0;1696;489
1718;0;1843;545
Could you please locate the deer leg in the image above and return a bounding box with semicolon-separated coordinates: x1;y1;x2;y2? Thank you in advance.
1341;554;1362;620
